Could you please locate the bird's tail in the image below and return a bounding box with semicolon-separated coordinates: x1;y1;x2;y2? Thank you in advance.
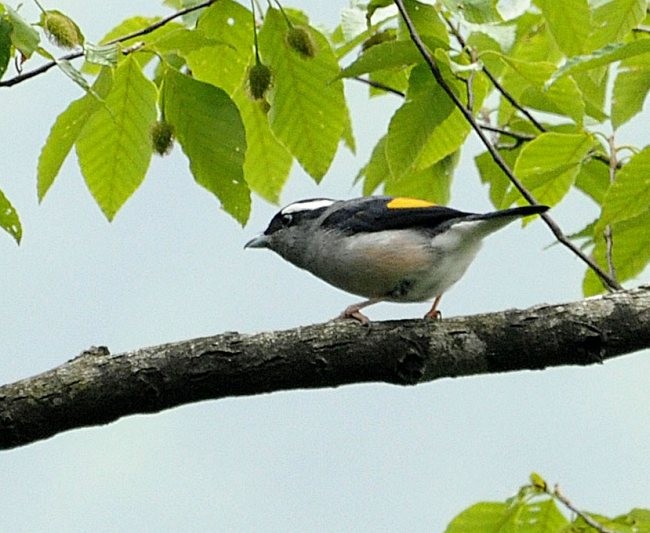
461;204;549;236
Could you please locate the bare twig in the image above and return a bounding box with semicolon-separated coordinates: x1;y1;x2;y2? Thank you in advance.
394;0;623;291
0;0;219;88
352;76;405;97
552;485;615;533
604;136;618;282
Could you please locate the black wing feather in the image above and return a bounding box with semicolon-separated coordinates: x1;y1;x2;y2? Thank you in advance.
321;196;472;234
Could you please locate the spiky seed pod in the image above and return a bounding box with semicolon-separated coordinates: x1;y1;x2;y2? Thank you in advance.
361;29;396;51
286;26;316;58
40;10;84;49
150;120;175;156
248;63;272;100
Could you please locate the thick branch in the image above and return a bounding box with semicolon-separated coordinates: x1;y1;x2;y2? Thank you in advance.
1;287;649;450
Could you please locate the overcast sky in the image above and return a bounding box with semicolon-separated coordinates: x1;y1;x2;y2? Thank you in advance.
1;2;649;532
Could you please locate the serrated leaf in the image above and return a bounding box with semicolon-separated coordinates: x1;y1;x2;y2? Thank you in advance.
440;0;503;24
184;0;253;95
385;152;457;205
358;134;389;195
0;188;22;244
5;5;39;59
535;0;591;56
38;68;113;201
163;67;249;224
398;0;449;44
573;69;609;122
259;9;348;180
232;69;291;204
518;499;569;532
76;57;157;220
584;209;650;296
149;27;226;55
339;36;446;79
496;54;585;124
511;132;593;207
575;158;610;205
445;501;515;532
599;146;650;228
611;54;650;129
549;40;650;85
0;18;11;79
588;0;647;50
475;148;520;209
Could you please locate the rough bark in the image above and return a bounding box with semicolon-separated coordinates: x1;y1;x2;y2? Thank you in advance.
1;286;649;450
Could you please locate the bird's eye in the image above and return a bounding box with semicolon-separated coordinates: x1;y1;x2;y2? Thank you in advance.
281;213;293;226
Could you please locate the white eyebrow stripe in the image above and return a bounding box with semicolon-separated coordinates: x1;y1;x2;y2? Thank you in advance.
281;199;336;215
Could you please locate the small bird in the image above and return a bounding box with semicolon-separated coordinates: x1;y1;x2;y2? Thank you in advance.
245;196;549;324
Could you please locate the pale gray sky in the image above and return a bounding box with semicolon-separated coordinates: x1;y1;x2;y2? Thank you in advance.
1;2;649;532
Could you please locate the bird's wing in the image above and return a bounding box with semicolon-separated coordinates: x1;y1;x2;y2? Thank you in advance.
321;196;472;235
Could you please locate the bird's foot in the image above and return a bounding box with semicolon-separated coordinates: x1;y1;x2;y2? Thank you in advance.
338;305;371;326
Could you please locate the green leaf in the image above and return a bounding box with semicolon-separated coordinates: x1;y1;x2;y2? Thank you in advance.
385;152;458;205
76;57;157;220
511;132;593;207
583;209;650;296
549;40;650;85
612;54;650;129
385;65;475;179
495;54;585;124
440;0;503;24
232;69;292;204
535;0;591;56
259;9;348;180
572;69;609;122
339;40;423;78
84;42;119;67
599;146;650;228
475;148;520;209
358;134;389;196
398;0;449;45
163;67;249;224
184;0;253;95
575;158;610;205
0;188;22;244
5;5;39;59
38;68;113;201
588;0;647;50
149;27;225;56
445;502;514;532
518;499;569;532
0;17;11;79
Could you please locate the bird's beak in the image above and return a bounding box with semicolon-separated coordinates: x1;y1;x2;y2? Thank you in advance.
244;234;269;249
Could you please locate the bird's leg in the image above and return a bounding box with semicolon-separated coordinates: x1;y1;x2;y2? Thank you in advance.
338;298;383;325
424;295;443;320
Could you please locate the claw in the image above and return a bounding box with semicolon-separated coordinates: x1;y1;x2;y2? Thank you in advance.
423;295;443;320
339;307;371;325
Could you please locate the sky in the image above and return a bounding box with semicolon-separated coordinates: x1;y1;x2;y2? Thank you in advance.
1;2;649;532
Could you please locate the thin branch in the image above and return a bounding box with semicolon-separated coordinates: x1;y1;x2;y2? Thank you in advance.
443;16;545;132
604;135;618;282
352;76;406;97
1;285;648;449
394;0;623;292
478;123;536;141
552;485;616;533
0;0;218;88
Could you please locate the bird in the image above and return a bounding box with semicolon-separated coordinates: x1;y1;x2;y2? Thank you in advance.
245;196;549;324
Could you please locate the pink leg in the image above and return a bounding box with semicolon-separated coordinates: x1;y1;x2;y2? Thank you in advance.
338;298;383;325
423;295;443;320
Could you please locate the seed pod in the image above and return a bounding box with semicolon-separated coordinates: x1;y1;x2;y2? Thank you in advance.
150;120;175;156
248;63;272;100
40;10;84;49
286;26;316;58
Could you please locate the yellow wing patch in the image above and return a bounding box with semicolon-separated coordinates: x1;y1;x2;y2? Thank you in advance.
386;197;436;209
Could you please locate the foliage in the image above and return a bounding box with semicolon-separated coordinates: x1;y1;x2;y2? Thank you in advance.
0;0;649;288
446;473;650;533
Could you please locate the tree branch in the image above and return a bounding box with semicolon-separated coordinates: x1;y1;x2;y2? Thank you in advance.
0;0;218;88
1;286;649;450
393;0;623;292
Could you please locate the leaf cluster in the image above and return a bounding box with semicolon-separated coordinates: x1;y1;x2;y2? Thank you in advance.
0;0;649;294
